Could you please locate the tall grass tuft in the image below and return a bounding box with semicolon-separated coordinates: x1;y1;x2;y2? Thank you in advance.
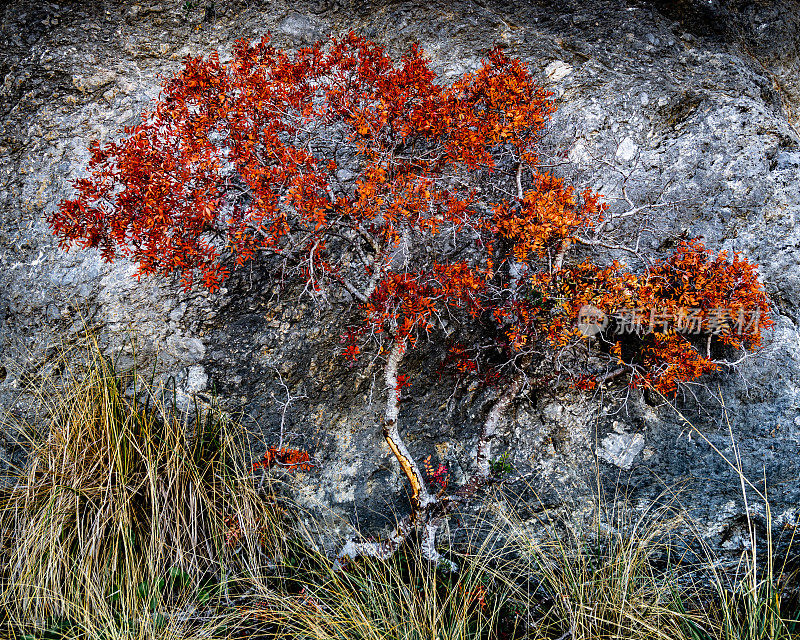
662;394;800;640
0;343;280;638
488;487;694;640
244;533;515;640
669;482;800;640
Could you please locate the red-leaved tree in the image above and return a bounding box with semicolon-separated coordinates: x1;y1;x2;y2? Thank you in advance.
50;33;772;563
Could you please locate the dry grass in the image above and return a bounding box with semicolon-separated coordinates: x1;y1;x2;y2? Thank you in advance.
0;342;797;639
243;530;516;640
0;342;281;639
481;484;693;640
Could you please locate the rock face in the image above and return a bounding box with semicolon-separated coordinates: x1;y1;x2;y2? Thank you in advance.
2;0;800;551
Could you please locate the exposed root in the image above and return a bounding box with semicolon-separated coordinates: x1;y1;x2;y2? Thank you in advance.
421;517;457;571
336;513;455;572
336;514;414;567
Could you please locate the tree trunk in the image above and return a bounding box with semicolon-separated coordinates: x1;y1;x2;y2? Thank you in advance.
475;372;525;479
382;337;436;513
336;337;442;567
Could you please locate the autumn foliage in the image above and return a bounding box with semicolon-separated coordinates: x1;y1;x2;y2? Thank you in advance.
252;446;313;472
51;33;771;409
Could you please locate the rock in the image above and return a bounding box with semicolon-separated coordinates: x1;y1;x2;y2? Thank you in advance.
166;335;206;363
776;151;800;170
1;0;800;556
73;70;117;93
277;12;323;43
544;60;573;82
597;431;645;470
186;364;208;393
615;135;638;162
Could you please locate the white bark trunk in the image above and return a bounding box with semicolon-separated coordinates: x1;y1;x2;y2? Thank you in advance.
553;239;571;272
335;338;442;568
383;338;436;511
475;373;524;479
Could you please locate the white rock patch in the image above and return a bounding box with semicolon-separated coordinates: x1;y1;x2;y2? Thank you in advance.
597;432;645;470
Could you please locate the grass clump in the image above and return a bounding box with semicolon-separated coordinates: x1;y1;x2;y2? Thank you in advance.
486;491;693;640
0;344;280;639
244;537;516;640
488;481;800;640
672;516;800;640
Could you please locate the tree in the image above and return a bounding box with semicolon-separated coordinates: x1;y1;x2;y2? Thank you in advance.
50;33;772;564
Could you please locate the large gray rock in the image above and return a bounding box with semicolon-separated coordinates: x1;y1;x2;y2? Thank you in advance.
2;0;799;552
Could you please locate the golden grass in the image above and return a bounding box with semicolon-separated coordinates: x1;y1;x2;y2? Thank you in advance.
0;341;797;639
0;342;281;639
244;531;515;640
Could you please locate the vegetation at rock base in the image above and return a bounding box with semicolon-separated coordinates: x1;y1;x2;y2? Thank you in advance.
0;344;798;639
0;342;282;637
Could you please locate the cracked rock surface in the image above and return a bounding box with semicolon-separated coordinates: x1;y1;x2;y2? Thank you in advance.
2;0;800;552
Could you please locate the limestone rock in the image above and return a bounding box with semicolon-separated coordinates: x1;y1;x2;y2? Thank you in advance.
2;0;800;552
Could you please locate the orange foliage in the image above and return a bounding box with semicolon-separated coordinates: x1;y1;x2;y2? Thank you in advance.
50;34;771;398
253;446;313;472
516;239;773;394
